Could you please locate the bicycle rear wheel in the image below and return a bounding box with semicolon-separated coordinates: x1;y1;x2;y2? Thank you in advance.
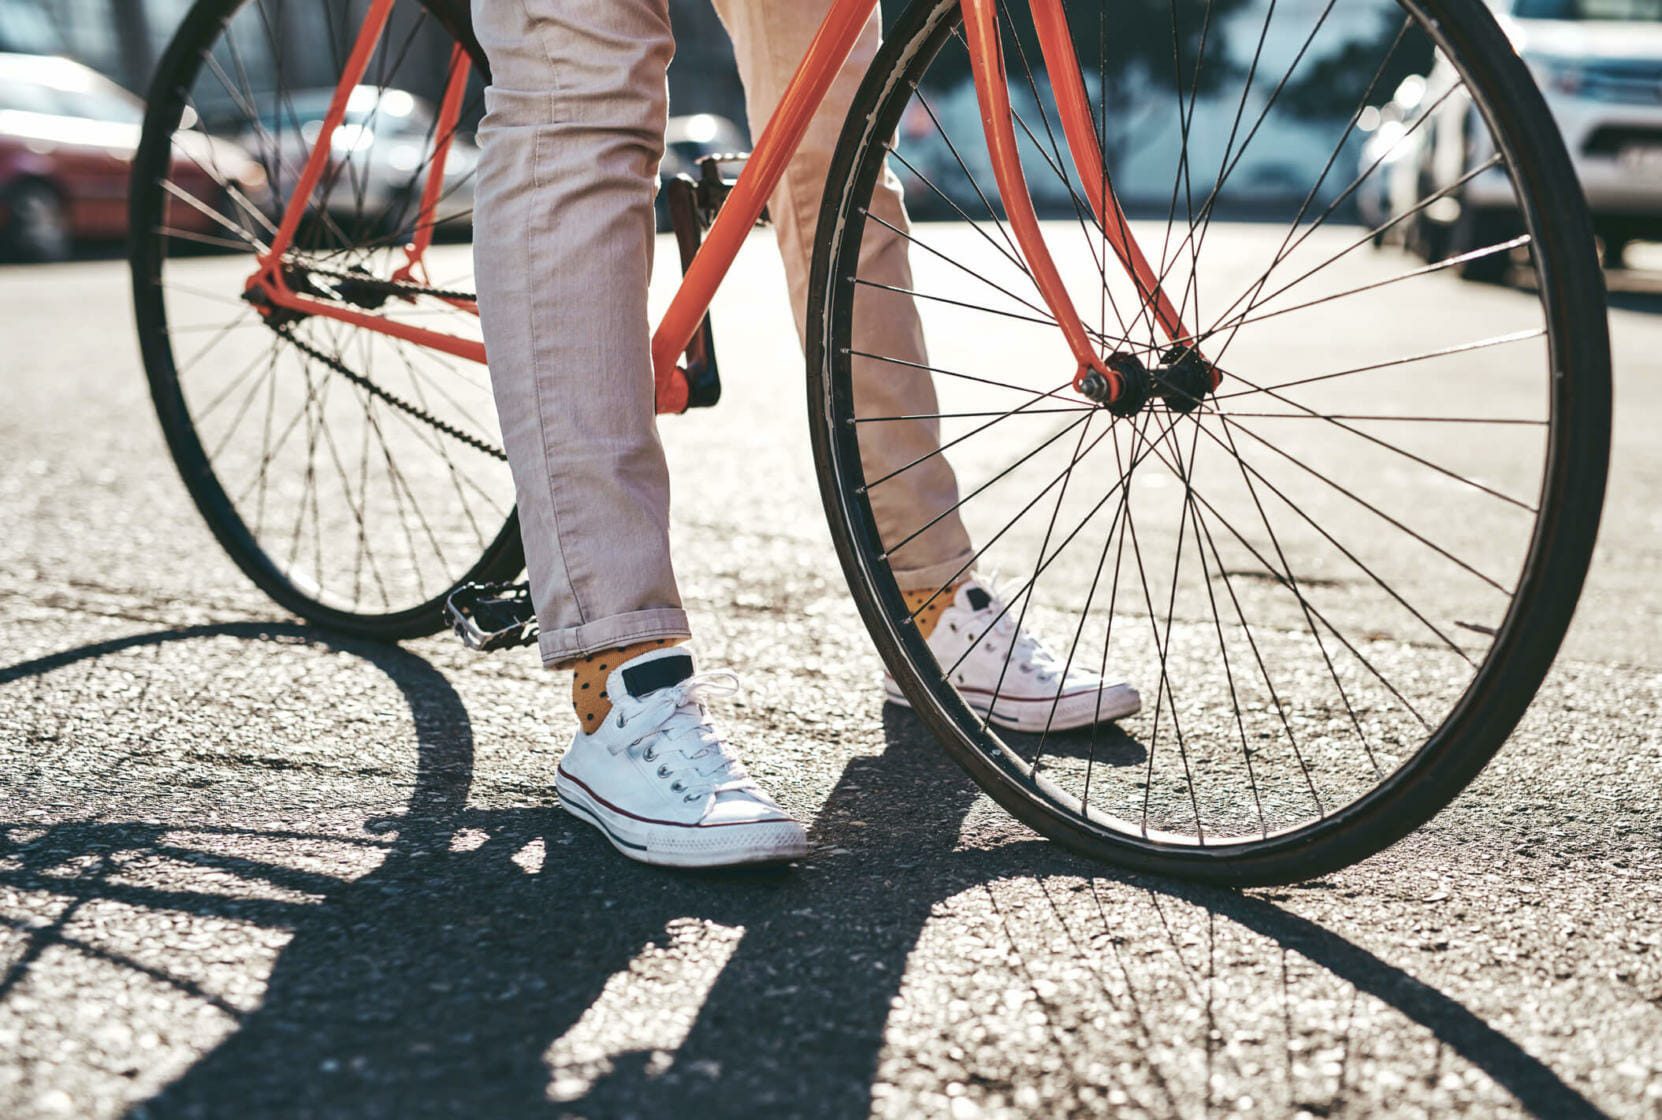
131;0;519;640
809;0;1610;883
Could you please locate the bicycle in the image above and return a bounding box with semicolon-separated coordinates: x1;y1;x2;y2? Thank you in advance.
129;0;1610;885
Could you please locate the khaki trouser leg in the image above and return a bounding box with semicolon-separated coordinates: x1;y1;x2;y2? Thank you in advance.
471;0;976;668
710;0;975;592
471;0;690;665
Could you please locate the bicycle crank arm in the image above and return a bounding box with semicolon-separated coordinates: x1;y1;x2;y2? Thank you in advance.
663;173;724;412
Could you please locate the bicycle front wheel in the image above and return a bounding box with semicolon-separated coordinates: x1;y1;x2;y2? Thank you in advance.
809;0;1610;883
131;0;520;640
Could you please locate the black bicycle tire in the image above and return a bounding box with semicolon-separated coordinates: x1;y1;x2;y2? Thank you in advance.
130;0;521;642
806;0;1611;885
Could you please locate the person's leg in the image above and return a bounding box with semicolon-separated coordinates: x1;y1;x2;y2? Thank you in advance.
710;1;1140;729
471;0;688;668
709;0;975;599
471;0;808;866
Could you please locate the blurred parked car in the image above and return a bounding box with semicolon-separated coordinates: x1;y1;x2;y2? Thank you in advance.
234;85;480;235
1505;0;1662;267
1362;0;1662;282
1356;74;1430;246
0;52;265;261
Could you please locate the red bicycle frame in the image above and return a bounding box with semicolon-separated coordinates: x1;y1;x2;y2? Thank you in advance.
242;0;1201;413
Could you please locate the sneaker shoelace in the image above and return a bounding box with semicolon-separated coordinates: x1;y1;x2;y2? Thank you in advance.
610;671;755;803
963;597;1066;682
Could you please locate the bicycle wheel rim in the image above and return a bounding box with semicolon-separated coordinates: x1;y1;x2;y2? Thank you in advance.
131;0;519;640
809;0;1610;882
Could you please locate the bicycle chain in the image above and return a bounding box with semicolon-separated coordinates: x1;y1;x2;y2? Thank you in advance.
271;322;507;462
295;261;478;303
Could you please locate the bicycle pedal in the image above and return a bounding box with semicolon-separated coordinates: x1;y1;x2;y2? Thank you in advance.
444;581;539;652
693;153;769;229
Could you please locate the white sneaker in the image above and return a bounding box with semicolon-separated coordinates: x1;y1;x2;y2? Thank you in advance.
884;580;1142;733
554;646;809;868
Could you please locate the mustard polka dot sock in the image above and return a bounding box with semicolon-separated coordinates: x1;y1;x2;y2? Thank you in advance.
904;579;970;639
562;637;683;734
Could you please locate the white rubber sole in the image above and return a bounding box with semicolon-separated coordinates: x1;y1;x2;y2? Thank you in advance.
555;768;810;869
884;678;1142;733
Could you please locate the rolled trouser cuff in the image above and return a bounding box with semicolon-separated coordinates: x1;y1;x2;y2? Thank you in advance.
540;607;693;667
891;550;979;595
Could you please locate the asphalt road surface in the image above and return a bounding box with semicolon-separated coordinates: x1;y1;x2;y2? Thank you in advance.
2;226;1661;1119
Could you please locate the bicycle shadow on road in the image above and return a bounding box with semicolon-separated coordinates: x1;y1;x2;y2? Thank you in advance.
0;624;1606;1119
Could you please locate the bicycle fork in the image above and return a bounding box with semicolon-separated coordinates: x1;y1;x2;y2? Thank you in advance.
957;0;1219;410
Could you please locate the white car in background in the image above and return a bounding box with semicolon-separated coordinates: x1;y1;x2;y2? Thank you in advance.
1370;0;1662;281
235;85;479;236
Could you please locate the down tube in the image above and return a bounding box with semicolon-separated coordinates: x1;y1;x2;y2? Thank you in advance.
648;0;879;413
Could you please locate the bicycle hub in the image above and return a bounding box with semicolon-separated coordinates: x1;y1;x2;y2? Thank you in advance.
1079;349;1214;416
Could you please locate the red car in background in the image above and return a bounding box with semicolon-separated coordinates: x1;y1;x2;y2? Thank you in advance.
0;52;267;261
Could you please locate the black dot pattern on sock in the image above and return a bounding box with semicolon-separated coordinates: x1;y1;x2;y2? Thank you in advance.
568;637;682;731
904;580;967;640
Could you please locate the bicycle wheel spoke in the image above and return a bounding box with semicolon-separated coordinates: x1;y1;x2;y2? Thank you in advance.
884;143;1034;282
1206;156;1507;362
1203;414;1517;592
1187;484;1324;816
1218;417;1383;768
1194;416;1479;662
1181;468;1268;836
1196;15;1419;349
1185;235;1531;344
140;0;514;628
937;411;1190;676
1176;0;1340;311
1160;0;1214;337
990;7;1129;339
1218;383;1538;515
977;413;1100;736
908;417;1119;620
853;277;1056;334
863;387;1100;547
1033;440;1136;771
855;405;1096;423
1196;77;1470;340
914;84;1027;267
1216;326;1543;402
861;210;1058;328
1220;411;1544;425
1170;450;1432;734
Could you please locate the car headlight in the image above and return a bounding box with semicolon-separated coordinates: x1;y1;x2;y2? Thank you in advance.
1525;54;1584;96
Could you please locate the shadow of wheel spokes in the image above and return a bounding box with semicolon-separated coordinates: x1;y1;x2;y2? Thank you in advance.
0;625;1606;1118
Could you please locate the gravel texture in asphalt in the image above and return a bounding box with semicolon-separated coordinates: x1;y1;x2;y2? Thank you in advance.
2;232;1661;1118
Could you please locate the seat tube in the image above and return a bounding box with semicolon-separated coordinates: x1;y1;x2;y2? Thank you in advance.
260;0;398;264
394;43;473;285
